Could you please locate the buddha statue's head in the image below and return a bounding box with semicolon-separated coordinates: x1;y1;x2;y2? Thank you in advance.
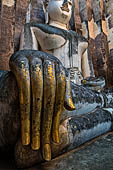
43;0;72;29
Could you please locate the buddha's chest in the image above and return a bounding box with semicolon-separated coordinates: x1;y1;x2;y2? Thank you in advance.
45;40;81;69
45;40;83;84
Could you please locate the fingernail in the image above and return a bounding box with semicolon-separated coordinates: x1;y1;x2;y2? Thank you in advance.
64;98;76;111
68;98;76;110
22;132;30;145
43;144;51;161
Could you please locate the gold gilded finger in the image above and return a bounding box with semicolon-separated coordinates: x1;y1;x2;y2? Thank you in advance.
18;64;31;145
10;58;31;146
52;64;66;143
30;59;43;150
64;73;76;111
42;60;56;161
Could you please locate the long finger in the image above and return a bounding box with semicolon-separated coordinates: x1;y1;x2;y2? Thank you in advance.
10;55;30;145
42;59;56;161
30;57;43;150
64;72;76;111
52;63;66;143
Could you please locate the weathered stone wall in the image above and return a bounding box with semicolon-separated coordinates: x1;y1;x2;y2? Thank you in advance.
14;0;30;52
31;0;45;23
105;0;113;86
79;0;113;86
0;0;15;70
0;0;29;70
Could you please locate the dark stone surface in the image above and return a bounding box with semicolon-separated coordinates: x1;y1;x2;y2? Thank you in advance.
29;132;113;170
1;132;113;170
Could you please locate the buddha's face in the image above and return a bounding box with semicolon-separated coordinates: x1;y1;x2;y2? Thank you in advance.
47;0;72;25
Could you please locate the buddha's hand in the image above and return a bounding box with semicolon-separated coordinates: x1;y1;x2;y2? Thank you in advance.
9;50;75;161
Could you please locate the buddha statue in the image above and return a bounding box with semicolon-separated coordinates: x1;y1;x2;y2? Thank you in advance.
20;0;92;84
0;0;113;168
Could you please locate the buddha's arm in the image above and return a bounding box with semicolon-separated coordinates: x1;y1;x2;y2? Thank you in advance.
19;24;38;50
79;41;94;78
